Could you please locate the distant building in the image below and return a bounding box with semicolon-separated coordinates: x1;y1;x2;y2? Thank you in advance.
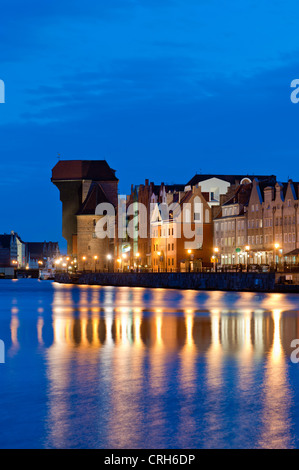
0;231;26;268
26;241;60;269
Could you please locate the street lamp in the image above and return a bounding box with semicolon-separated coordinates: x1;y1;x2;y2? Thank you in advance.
94;255;98;272
122;253;127;272
82;256;86;272
213;247;219;272
107;254;112;272
157;251;161;272
274;243;280;271
187;249;192;272
135;252;140;272
245;245;250;272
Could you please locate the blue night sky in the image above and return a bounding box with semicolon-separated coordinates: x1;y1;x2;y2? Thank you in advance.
0;0;299;251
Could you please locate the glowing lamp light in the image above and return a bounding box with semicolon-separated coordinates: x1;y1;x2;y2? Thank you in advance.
107;254;112;260
187;249;192;254
274;243;280;249
82;256;86;261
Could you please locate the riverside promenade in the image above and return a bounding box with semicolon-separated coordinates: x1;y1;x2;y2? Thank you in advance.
53;271;286;292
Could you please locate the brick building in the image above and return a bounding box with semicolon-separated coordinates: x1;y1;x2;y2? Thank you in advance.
52;160;118;271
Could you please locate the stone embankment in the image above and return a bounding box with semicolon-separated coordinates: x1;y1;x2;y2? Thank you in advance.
54;272;280;292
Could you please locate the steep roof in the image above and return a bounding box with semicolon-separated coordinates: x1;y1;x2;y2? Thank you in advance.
164;184;186;193
51;160;118;182
77;182;113;215
187;174;276;187
223;183;252;206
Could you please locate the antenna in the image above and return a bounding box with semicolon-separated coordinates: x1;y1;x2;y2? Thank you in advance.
57;153;61;161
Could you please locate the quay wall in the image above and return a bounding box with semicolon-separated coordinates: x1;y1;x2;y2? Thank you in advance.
55;272;276;292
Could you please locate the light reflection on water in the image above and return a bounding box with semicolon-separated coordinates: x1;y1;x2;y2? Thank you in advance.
1;280;299;448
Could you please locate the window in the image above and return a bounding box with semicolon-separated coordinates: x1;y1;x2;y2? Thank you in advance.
205;209;210;223
251;204;255;212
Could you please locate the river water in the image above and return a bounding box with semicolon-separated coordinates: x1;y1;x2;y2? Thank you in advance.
0;279;299;448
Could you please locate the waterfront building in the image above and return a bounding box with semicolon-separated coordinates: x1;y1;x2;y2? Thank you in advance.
213;183;252;267
187;173;274;212
282;180;299;265
246;178;283;266
215;176;299;269
51;160;118;271
26;241;60;269
151;185;213;272
246;178;299;268
0;231;26;269
123;181;185;271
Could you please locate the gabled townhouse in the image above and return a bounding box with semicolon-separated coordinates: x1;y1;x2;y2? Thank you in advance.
214;183;252;266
